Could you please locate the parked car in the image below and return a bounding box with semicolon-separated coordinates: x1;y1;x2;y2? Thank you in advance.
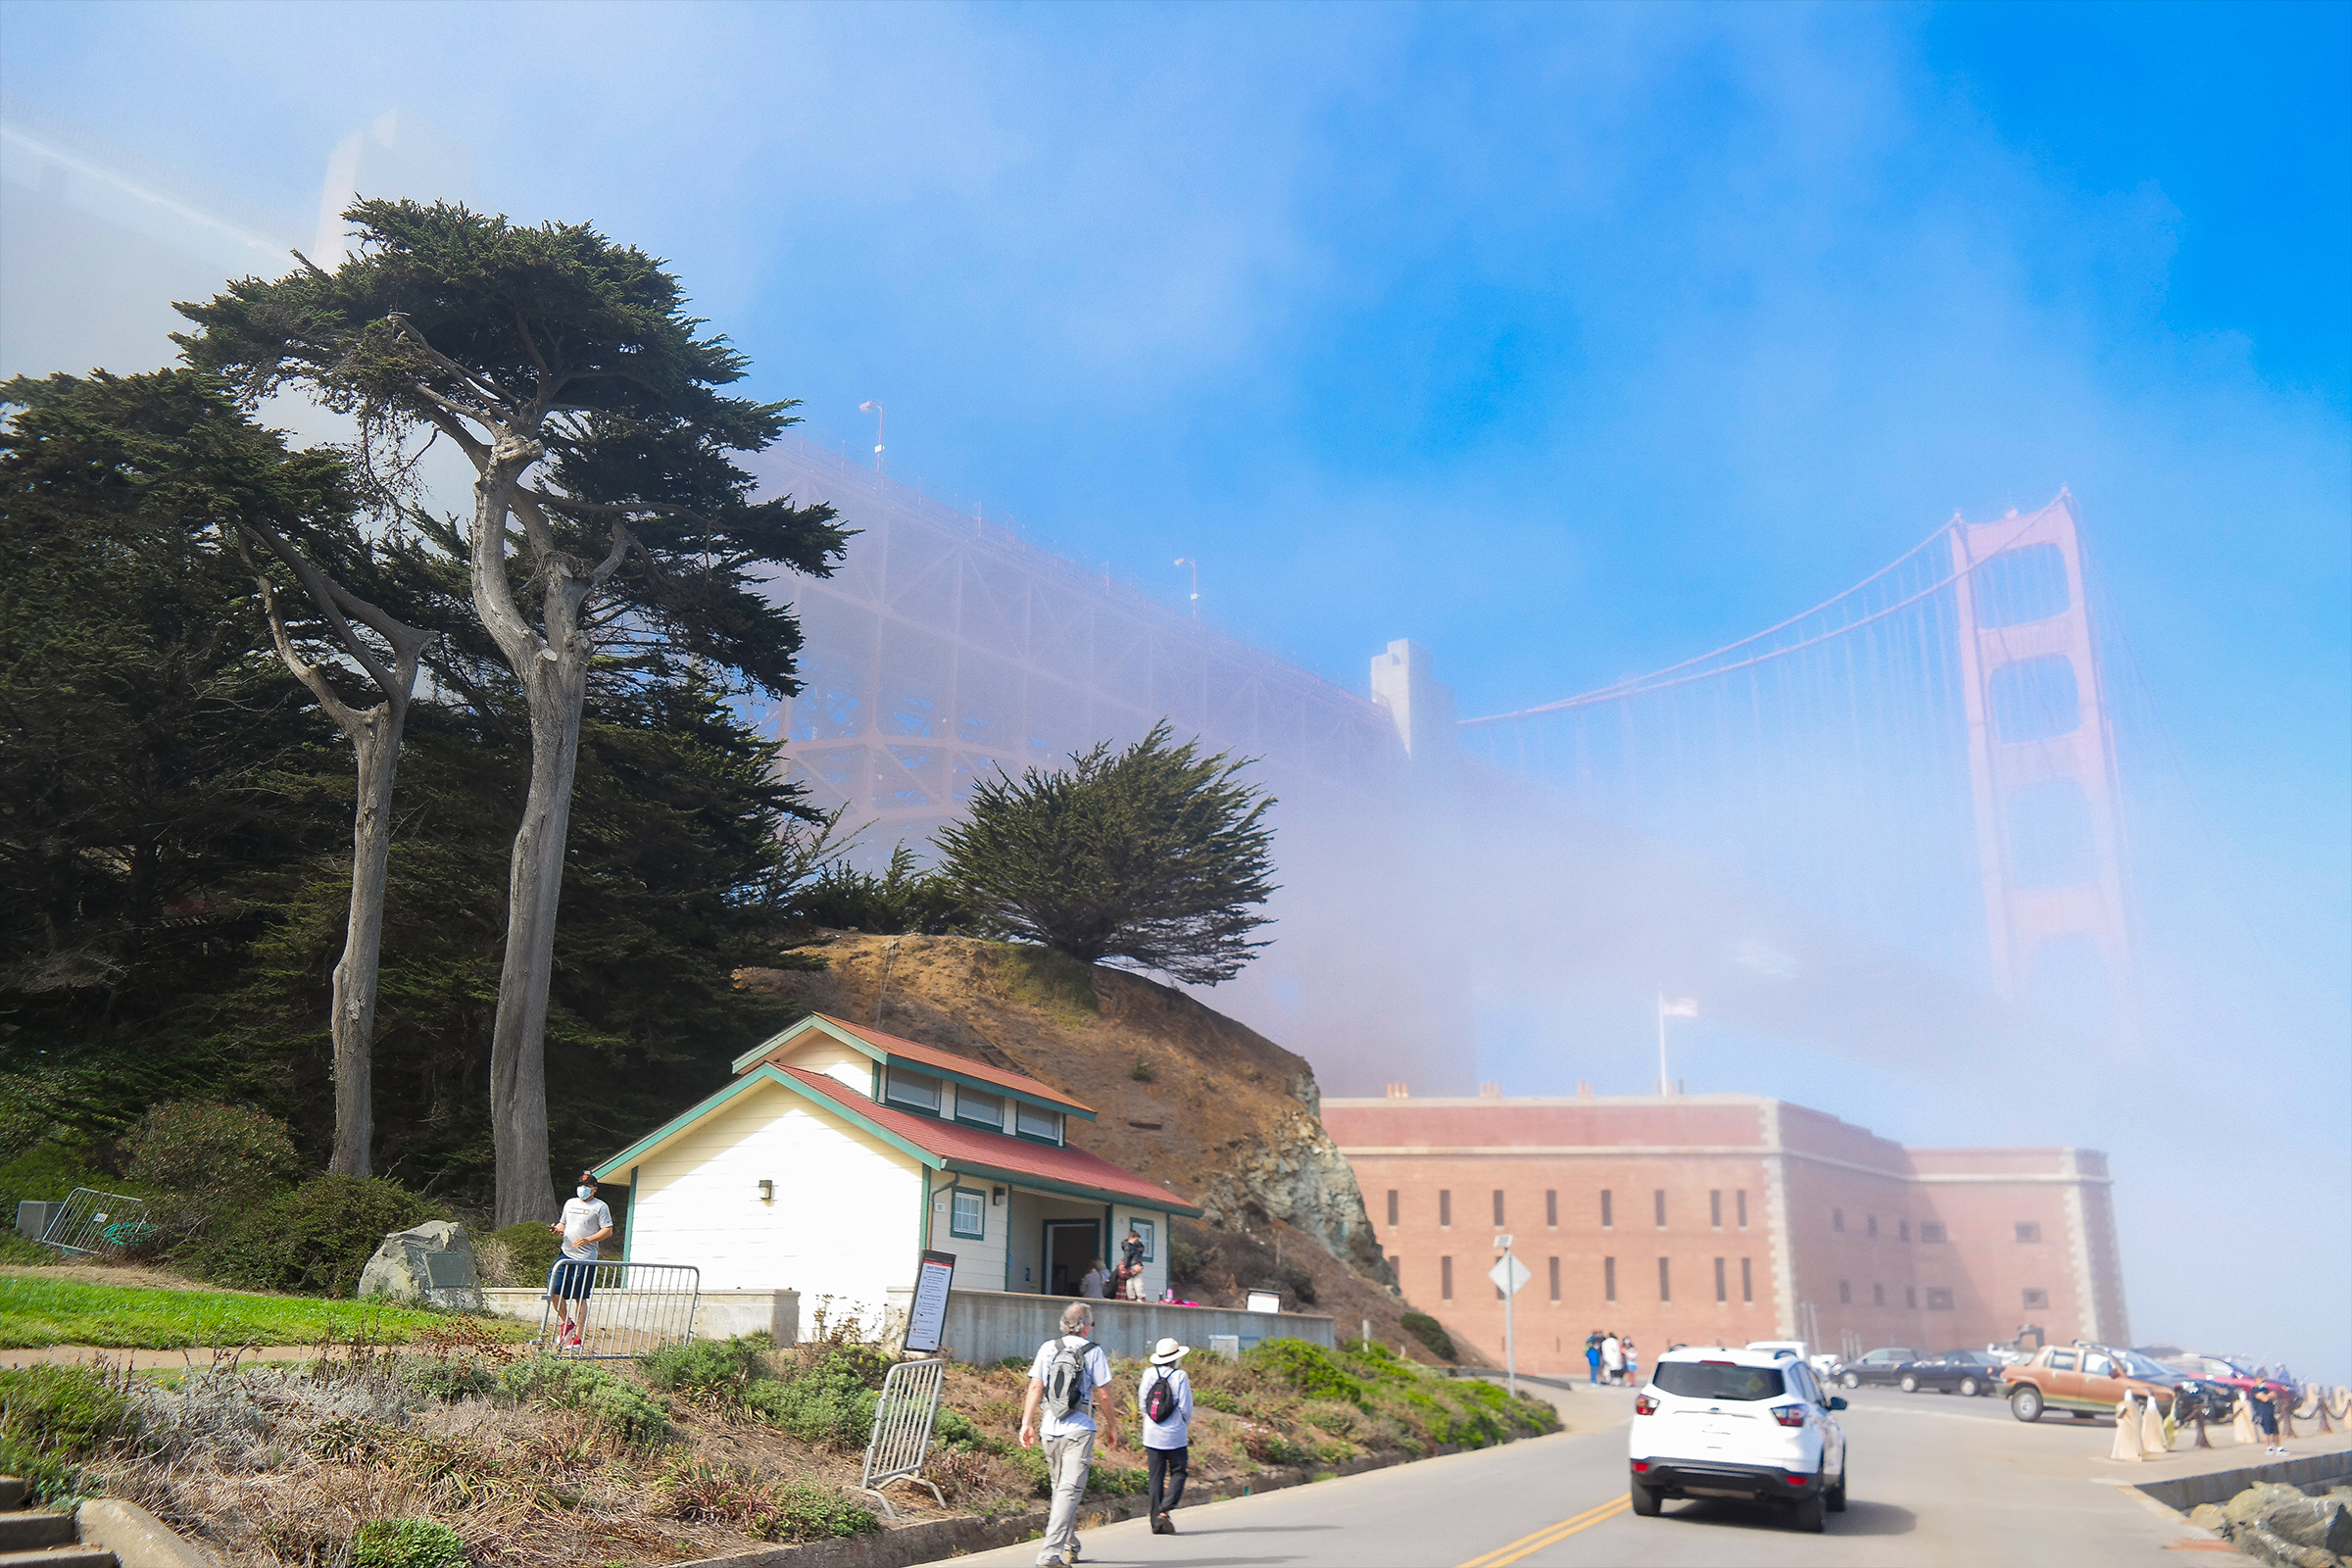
2104;1348;2230;1423
2158;1353;2292;1418
1832;1347;1926;1389
1999;1342;2205;1423
1746;1340;1840;1383
1896;1350;2006;1397
1629;1345;1849;1534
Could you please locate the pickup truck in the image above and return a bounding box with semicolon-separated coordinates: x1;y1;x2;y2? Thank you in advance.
2000;1343;2203;1423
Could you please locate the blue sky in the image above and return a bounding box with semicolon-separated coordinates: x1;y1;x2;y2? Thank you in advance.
5;2;2347;1370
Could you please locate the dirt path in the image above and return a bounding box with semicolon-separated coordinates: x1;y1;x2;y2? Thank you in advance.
1;1345;323;1370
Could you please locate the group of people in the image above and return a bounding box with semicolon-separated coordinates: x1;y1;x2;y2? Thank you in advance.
1078;1225;1152;1300
1584;1329;1642;1387
1020;1301;1194;1567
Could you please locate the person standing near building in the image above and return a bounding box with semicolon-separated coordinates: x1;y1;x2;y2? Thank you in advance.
1020;1301;1120;1568
1120;1226;1149;1300
1585;1331;1604;1385
1623;1335;1641;1387
2249;1381;2286;1455
1080;1258;1109;1299
1139;1337;1194;1534
1601;1331;1625;1386
546;1170;613;1349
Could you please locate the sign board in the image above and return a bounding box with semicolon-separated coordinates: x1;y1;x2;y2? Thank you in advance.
904;1250;956;1354
423;1250;474;1290
1245;1290;1282;1314
1489;1254;1532;1297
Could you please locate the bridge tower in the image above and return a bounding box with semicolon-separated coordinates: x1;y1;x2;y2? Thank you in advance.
1949;491;2132;1029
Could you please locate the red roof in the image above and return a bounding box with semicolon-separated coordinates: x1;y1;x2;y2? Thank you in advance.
780;1066;1196;1214
749;1014;1095;1117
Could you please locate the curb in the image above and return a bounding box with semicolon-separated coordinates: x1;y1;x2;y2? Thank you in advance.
2133;1450;2352;1512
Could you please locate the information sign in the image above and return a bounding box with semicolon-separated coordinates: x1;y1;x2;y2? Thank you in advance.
905;1250;956;1354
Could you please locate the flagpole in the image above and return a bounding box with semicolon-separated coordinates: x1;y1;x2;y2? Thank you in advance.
1656;986;1668;1097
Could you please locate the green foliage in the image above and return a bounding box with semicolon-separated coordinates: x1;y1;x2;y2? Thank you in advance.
1241;1428;1310;1467
1195;1387;1242;1415
1167;1234;1212;1285
0;1364;137;1503
637;1334;774;1404
0;1278;515;1349
795;844;968;935
1130;1054;1157;1083
0;1143;103;1230
489;1222;562;1284
351;1517;467;1568
122;1101;302;1243
402;1358;498;1401
936;722;1277;984
746;1347;891;1448
1400;1312;1456;1363
1244;1340;1366;1405
1250;1264;1317;1307
0;1232;52;1265
198;1175;442;1297
497;1354;669;1445
756;1483;879;1542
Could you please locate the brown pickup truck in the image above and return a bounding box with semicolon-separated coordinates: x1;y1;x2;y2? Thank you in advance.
2001;1344;2177;1423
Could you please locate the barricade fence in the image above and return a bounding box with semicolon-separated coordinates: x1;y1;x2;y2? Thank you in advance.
535;1260;700;1358
851;1356;947;1517
39;1188;157;1259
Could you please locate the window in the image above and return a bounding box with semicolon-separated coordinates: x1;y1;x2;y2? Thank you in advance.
1604;1256;1617;1301
954;1086;1004;1131
949;1188;985;1239
1653;1189;1667;1227
1655;1363;1784;1401
1926;1287;1953;1311
1740;1256;1753;1302
1013;1102;1062;1144
1493;1190;1505;1226
1898;1219;1910;1242
1545;1189;1558;1227
1833;1207;1844;1233
1657;1257;1672;1302
1600;1190;1613;1229
1904;1287;1917;1309
883;1067;942;1115
1440;1190;1452;1228
1386;1190;1398;1227
2047;1348;2076;1371
1736;1190;1748;1229
1442;1256;1453;1300
1124;1218;1155;1260
1920;1222;1947;1244
2015;1221;2041;1244
1872;1283;1886;1306
1710;1190;1723;1229
2022;1287;2050;1310
2083;1352;2114;1377
1713;1257;1727;1302
1866;1213;1878;1239
1838;1279;1851;1303
1547;1256;1560;1301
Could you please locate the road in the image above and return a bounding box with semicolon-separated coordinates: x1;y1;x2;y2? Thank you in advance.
933;1382;2217;1567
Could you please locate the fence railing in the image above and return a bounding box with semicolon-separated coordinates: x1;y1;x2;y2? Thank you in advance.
851;1356;948;1517
38;1188;156;1258
534;1260;700;1358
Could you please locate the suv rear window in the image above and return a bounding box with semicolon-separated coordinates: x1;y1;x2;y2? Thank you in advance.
1654;1362;1787;1401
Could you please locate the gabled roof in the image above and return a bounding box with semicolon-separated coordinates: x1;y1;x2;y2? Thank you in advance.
730;1012;1097;1120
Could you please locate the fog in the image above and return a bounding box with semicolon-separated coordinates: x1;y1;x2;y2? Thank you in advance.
3;2;2343;1381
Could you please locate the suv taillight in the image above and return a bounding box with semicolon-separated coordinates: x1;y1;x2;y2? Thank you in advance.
1772;1404;1808;1428
1634;1395;1658;1416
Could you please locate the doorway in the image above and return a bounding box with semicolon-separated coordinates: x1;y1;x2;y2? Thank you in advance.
1043;1220;1099;1297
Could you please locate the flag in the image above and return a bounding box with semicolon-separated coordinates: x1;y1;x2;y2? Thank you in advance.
1661;996;1699;1018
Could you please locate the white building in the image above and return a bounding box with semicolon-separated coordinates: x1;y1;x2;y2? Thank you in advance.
592;1013;1199;1327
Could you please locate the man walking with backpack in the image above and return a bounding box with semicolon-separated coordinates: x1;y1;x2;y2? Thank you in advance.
1019;1301;1120;1568
1139;1337;1193;1534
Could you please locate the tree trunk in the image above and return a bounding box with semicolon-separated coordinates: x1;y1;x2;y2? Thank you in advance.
328;705;407;1176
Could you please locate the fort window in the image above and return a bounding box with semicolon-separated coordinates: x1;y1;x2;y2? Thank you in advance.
1713;1257;1727;1302
1657;1256;1672;1302
1872;1283;1886;1306
1600;1190;1613;1230
1653;1189;1667;1227
1926;1287;1953;1310
2022;1287;2049;1310
2015;1221;2041;1243
1920;1222;1946;1244
1898;1219;1910;1242
1440;1190;1451;1228
1740;1256;1753;1302
1904;1286;1917;1309
1838;1279;1851;1303
1442;1256;1453;1300
1737;1190;1748;1229
1386;1189;1398;1227
1493;1190;1505;1226
1604;1256;1617;1302
1545;1190;1558;1228
1833;1207;1844;1233
1548;1256;1560;1301
1709;1190;1723;1229
1866;1213;1878;1239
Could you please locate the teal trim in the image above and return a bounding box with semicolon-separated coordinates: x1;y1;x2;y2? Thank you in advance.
623;1166;639;1262
730;1013;886;1076
948;1183;987;1241
592;1064;948;1180
729;1014;1094;1120
916;1060;1095;1121
944;1159;1200;1217
919;1169;936;1252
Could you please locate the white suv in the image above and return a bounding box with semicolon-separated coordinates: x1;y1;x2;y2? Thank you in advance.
1628;1345;1849;1532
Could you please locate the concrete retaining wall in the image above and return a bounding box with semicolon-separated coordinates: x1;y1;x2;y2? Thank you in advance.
2135;1450;2352;1511
937;1288;1331;1365
479;1288;801;1345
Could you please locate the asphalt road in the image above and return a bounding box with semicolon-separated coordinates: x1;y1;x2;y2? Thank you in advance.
934;1383;2201;1568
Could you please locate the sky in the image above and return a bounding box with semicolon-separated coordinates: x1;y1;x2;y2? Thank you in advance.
3;2;2346;1375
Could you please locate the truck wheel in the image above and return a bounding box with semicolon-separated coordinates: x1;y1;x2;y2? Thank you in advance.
1841;1371;1861;1390
1959;1376;1982;1397
1790;1493;1826;1533
1630;1482;1661;1518
2011;1386;2043;1423
1899;1374;1919;1393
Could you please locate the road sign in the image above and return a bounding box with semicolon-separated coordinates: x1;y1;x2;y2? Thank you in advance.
1489;1253;1532;1296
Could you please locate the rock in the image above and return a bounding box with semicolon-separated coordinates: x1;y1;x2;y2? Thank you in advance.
2230;1484;2312;1526
2188;1502;2230;1532
2268;1498;2352;1555
357;1220;484;1311
2235;1518;2344;1568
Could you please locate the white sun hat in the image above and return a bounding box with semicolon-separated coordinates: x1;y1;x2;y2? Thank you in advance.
1149;1337;1191;1366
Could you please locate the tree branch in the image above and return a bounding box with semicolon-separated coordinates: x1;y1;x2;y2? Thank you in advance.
254;573;367;739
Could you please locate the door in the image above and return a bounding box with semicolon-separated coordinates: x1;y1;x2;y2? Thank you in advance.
1044;1220;1098;1297
2042;1348;2082;1406
2079;1350;2126;1409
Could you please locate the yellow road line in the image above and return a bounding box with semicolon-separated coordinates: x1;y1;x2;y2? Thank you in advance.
1455;1494;1632;1568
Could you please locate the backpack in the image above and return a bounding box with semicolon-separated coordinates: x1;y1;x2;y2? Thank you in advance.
1144;1370;1177;1424
1044;1337;1091;1419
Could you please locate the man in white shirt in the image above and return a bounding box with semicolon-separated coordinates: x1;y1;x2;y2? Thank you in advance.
1602;1332;1625;1386
1019;1301;1119;1568
1139;1337;1194;1534
547;1170;614;1350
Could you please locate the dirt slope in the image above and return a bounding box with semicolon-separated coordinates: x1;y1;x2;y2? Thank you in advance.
735;933;1476;1365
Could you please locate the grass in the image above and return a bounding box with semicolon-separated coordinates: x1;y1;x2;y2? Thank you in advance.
0;1278;531;1349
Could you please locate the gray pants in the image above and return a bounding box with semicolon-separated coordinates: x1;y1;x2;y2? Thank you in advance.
1038;1428;1095;1564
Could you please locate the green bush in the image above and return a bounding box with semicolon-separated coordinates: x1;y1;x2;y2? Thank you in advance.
796;844;969;935
0;1142;105;1231
1400;1312;1455;1362
1195;1387;1241;1414
1244;1339;1366;1405
747;1348;888;1448
0;1231;53;1265
121;1101;301;1243
756;1482;879;1542
351;1517;467;1568
198;1175;442;1297
1167;1234;1208;1283
0;1364;138;1503
638;1334;774;1406
496;1354;669;1446
402;1358;497;1402
489;1221;562;1285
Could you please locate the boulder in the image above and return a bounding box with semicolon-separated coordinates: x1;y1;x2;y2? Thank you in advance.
2187;1503;2229;1532
2229;1484;2312;1527
2268;1497;2352;1555
357;1220;484;1311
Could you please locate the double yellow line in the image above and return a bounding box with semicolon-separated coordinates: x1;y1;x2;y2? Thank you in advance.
1454;1493;1632;1567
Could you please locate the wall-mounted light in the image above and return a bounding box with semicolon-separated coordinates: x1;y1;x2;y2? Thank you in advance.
993;1186;1005;1206
759;1180;774;1203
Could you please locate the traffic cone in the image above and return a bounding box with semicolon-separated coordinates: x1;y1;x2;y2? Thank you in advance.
2144;1391;2172;1453
2111;1394;2144;1461
2231;1396;2258;1447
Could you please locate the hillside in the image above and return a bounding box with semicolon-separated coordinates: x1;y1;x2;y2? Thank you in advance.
734;932;1478;1365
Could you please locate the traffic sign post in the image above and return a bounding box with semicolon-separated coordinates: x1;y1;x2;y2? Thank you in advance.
1489;1235;1530;1398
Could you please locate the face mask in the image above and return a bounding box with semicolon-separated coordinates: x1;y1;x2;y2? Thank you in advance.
576;1186;595;1200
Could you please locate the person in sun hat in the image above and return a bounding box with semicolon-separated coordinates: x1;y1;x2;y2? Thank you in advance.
1139;1337;1195;1534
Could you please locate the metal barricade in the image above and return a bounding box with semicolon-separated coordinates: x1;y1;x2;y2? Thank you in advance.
535;1260;700;1358
850;1356;947;1517
38;1188;156;1258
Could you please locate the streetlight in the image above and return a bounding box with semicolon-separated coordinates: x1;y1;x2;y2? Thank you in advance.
1173;558;1199;619
858;400;886;479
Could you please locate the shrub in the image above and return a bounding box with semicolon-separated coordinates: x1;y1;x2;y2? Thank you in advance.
496;1354;669;1446
638;1334;774;1407
487;1222;561;1286
749;1347;888;1448
198;1176;442;1297
1167;1234;1212;1284
1241;1428;1309;1466
351;1517;467;1568
756;1482;878;1542
1195;1387;1241;1415
796;844;969;935
121;1102;301;1242
1244;1340;1365;1405
0;1141;104;1231
1400;1312;1455;1363
0;1364;138;1502
1130;1054;1156;1083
